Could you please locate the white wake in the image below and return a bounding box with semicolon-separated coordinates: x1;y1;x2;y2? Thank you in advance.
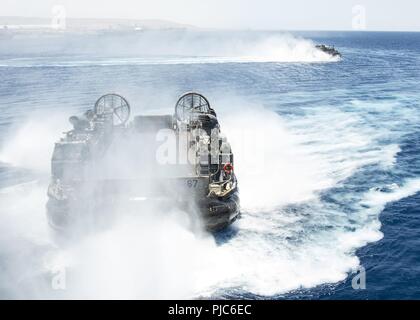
0;97;415;299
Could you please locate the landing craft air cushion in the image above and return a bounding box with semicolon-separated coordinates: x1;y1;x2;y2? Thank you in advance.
47;92;240;232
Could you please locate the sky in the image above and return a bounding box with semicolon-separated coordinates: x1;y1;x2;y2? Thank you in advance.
1;0;420;31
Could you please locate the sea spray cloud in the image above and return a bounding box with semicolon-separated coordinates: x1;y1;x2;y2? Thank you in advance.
0;31;338;65
0;112;71;173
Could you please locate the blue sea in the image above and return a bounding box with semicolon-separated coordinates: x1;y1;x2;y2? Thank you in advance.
0;30;419;299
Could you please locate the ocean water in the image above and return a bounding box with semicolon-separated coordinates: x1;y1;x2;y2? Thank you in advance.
0;31;419;299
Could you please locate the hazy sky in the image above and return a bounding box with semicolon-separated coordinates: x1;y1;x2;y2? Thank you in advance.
1;0;420;31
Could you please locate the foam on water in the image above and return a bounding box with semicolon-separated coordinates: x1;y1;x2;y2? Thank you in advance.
0;112;70;173
184;102;411;297
0;34;338;68
0;94;415;298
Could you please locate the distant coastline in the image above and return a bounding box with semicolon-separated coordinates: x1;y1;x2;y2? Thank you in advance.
0;16;197;33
